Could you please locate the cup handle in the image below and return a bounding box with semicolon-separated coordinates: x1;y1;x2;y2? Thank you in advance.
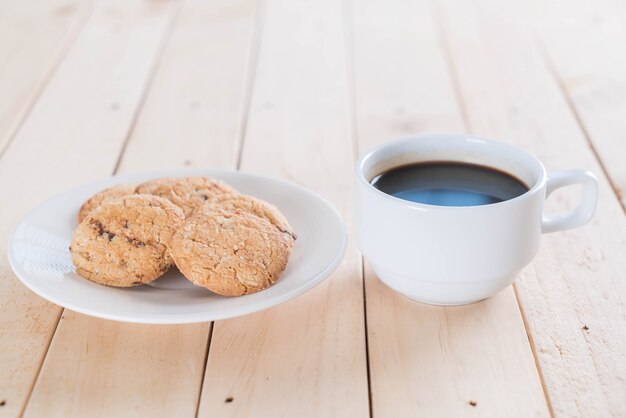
541;169;598;233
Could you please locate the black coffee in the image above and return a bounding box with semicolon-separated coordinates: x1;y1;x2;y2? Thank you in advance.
371;161;528;206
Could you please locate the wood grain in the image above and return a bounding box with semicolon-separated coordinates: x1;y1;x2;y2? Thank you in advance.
196;0;369;416
1;0;623;416
528;0;626;209
437;0;626;416
119;0;261;171
349;0;550;416
0;1;177;417
0;0;92;155
23;0;259;417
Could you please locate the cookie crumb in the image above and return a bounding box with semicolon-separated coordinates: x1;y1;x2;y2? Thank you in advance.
468;400;477;407
0;400;6;407
582;325;589;331
225;397;234;403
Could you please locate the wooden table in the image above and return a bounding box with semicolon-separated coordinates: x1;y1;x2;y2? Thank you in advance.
1;0;624;416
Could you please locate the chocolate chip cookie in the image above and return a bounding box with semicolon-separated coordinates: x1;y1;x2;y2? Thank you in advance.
171;202;295;296
135;176;235;217
70;195;185;287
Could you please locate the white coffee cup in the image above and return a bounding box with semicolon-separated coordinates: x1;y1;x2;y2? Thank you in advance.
354;134;598;305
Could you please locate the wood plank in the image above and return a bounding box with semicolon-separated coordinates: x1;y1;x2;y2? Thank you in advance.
437;0;626;416
196;0;369;416
22;0;258;417
119;0;260;171
0;1;177;417
349;0;550;416
527;0;626;208
0;0;92;155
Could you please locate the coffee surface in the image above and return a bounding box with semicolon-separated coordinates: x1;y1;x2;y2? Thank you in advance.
371;161;528;206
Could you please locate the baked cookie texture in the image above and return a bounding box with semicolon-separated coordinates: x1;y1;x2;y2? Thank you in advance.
171;201;296;296
210;194;297;240
70;195;184;287
135;176;235;217
77;184;136;223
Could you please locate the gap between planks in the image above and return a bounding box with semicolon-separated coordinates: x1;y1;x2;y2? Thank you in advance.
340;0;360;163
536;39;626;215
350;0;548;412
234;0;267;170
194;324;214;418
0;0;96;161
2;3;98;413
23;0;266;415
340;0;373;415
111;1;184;174
429;0;556;414
195;0;369;415
430;0;471;132
18;311;64;418
194;0;267;415
18;1;183;414
513;284;556;418
435;0;626;414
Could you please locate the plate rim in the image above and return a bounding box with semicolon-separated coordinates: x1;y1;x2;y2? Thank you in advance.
8;169;348;324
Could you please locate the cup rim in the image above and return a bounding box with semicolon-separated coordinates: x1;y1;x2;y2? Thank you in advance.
355;133;548;210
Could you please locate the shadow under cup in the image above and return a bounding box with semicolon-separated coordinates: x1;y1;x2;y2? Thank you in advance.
354;134;549;305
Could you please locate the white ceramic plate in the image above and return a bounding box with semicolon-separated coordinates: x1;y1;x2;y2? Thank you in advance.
8;169;347;324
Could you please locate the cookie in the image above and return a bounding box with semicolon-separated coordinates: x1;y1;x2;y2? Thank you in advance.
209;193;297;240
70;195;185;287
135;177;235;217
78;184;136;222
171;206;295;296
